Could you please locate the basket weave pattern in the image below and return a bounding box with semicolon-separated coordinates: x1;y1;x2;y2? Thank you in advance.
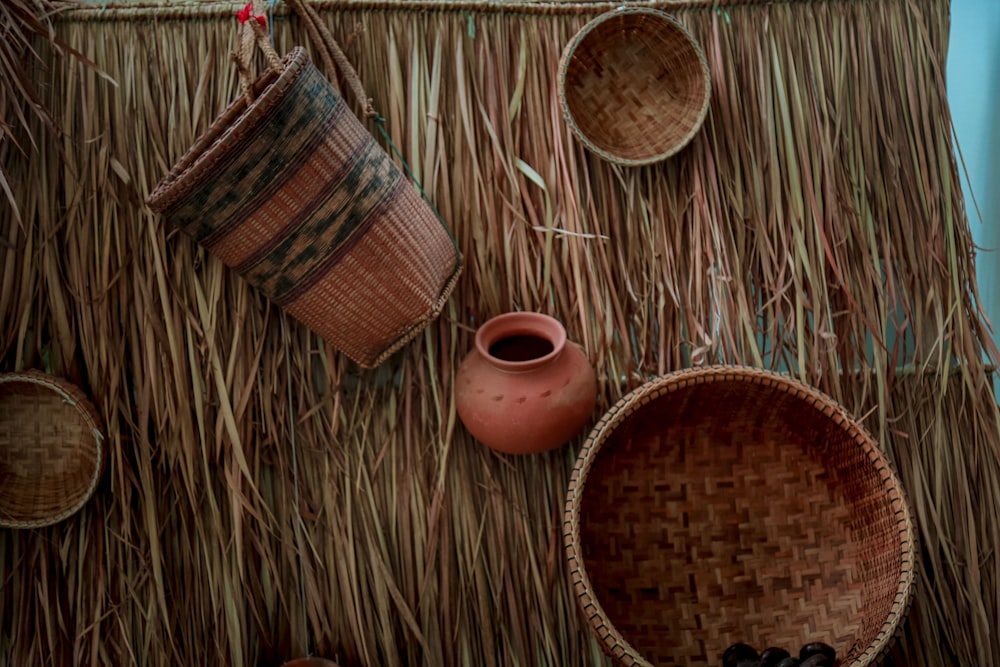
147;47;461;368
0;372;104;528
564;367;915;667
559;8;711;165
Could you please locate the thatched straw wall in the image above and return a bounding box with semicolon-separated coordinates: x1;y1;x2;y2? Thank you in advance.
1;0;998;665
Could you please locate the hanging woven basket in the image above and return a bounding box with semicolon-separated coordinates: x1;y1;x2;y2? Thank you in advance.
558;7;711;166
0;371;105;528
147;9;461;368
564;366;916;666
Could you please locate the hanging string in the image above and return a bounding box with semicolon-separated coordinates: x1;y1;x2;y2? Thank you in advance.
234;1;283;104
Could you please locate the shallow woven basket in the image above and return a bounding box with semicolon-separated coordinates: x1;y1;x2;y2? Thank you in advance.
558;8;711;166
564;367;916;666
0;372;104;528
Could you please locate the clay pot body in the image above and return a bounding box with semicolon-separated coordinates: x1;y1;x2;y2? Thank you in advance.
455;312;598;455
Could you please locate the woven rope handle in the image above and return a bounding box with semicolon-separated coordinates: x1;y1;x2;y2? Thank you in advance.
286;0;375;118
234;1;284;105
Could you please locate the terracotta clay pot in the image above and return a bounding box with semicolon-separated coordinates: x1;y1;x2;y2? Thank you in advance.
455;312;598;455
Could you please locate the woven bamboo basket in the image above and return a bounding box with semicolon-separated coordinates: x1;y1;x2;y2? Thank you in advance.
0;372;105;528
147;14;461;368
564;366;916;666
558;7;711;166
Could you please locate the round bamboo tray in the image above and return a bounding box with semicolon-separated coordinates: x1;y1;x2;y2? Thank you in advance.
564;366;916;666
558;7;711;166
0;371;105;528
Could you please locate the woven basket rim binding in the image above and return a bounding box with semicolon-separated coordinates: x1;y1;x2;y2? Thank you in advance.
563;365;917;667
0;370;105;529
147;46;309;215
558;7;711;166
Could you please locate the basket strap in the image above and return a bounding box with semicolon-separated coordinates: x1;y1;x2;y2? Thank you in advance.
286;0;375;118
234;1;284;105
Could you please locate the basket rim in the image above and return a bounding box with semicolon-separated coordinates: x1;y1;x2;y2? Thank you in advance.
0;370;105;529
557;7;712;167
563;365;917;667
145;46;311;215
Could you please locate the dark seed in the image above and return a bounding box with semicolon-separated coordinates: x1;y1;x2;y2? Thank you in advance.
799;656;832;667
799;642;837;662
724;643;760;667
774;659;801;667
760;647;792;666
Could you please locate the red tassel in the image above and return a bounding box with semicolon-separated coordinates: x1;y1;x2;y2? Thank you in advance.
236;2;253;24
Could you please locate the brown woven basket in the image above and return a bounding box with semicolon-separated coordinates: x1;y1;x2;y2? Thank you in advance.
564;366;916;666
0;372;105;528
558;8;711;166
147;24;461;368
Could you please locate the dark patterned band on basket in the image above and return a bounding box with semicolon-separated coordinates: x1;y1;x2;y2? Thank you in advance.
147;47;462;367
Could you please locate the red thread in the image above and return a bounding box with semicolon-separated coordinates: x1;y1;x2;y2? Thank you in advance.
236;2;266;26
236;2;252;23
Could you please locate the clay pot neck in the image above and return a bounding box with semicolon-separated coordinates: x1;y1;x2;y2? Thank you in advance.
475;312;567;373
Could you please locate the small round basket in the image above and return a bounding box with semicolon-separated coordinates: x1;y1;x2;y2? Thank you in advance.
0;371;105;528
564;367;916;666
558;8;711;166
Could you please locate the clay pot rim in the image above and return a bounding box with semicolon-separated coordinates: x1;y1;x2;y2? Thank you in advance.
474;311;567;373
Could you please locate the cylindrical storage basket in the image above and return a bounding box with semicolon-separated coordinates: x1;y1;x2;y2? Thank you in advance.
147;46;461;368
559;8;711;165
0;372;105;528
564;366;916;666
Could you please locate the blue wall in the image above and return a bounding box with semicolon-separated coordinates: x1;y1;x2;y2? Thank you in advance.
947;0;1000;374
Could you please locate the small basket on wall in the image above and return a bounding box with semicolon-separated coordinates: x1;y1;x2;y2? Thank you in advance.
564;366;916;666
0;371;105;529
558;7;711;166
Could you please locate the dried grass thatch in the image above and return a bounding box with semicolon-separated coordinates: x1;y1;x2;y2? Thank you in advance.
0;0;111;226
1;0;998;665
